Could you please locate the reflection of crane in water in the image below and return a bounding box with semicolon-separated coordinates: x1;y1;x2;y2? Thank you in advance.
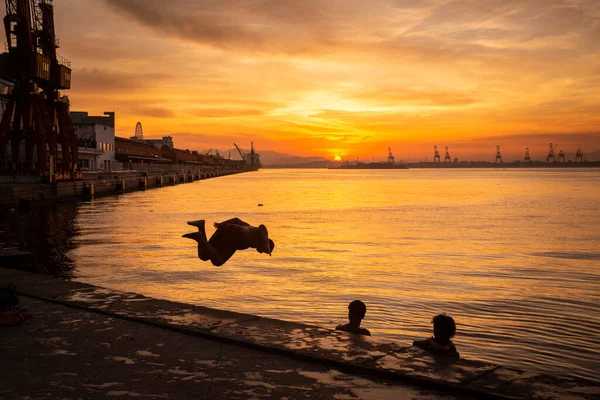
434;145;441;163
444;146;451;163
387;147;395;164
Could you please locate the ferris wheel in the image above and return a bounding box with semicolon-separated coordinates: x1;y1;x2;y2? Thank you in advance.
135;122;144;140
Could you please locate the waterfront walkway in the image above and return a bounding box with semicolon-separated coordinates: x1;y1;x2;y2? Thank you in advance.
1;268;597;400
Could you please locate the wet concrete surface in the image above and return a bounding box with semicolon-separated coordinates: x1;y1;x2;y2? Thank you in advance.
1;268;597;400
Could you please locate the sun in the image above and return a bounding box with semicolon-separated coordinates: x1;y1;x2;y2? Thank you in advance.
333;155;342;162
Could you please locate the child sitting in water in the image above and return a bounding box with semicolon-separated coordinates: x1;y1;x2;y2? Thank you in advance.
336;300;371;336
413;313;459;357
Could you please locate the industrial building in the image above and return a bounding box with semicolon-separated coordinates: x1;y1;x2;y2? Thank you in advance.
70;111;116;171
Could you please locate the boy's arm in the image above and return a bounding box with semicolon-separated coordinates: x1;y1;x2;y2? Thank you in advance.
214;218;251;228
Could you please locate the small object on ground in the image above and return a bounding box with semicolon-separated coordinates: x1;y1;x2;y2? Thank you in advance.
0;310;27;326
0;284;19;310
258;204;263;206
0;284;30;326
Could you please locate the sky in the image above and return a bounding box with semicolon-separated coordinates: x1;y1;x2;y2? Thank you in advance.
10;0;600;161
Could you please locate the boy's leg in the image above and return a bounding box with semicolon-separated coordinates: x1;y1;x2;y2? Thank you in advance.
187;220;207;241
182;231;224;265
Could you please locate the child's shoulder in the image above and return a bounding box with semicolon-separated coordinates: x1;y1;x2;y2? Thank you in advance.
413;338;459;358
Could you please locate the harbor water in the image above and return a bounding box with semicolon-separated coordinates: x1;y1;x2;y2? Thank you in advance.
1;168;599;382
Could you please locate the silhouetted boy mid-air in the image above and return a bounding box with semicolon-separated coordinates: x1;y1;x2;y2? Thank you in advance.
183;218;274;267
413;313;459;357
336;300;371;336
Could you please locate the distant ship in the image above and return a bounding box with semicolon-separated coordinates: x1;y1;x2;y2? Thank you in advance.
234;142;262;171
329;147;408;170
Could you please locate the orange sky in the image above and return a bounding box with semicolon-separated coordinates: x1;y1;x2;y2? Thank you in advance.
9;0;600;161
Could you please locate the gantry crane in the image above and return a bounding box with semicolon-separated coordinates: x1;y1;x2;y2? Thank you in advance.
444;146;451;163
575;146;585;162
495;145;503;163
433;145;440;163
524;148;531;163
387;147;395;164
546;143;557;163
0;0;79;181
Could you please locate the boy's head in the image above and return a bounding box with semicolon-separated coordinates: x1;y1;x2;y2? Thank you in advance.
432;314;456;343
257;239;275;255
269;239;275;254
348;300;367;324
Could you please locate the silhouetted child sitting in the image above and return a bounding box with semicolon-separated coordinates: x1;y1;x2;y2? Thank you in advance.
336;300;371;336
413;313;459;357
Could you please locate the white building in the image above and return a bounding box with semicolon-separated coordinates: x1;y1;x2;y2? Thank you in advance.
70;111;116;171
144;135;174;150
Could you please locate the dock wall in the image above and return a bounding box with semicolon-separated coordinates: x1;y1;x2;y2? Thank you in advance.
0;167;248;210
0;267;596;400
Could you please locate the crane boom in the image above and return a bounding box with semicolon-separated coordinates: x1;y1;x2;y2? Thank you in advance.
233;143;246;160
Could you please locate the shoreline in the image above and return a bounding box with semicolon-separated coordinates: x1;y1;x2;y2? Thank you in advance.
0;166;253;211
1;266;597;400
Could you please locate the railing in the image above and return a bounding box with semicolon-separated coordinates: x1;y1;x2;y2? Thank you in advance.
56;53;71;68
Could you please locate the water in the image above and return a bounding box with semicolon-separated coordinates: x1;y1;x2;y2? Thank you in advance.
1;169;599;382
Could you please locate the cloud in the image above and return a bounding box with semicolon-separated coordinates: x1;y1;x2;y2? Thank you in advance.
33;0;600;158
132;107;176;119
101;0;348;53
352;88;478;107
184;108;266;118
72;68;172;93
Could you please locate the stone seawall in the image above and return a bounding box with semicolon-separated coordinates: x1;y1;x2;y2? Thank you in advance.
0;168;248;210
0;267;596;400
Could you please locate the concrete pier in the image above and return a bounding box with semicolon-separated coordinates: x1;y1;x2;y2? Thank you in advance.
0;268;596;400
0;167;249;210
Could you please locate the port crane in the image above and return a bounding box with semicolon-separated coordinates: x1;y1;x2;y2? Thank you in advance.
546;143;557;163
575;146;586;162
444;146;451;163
433;145;441;163
495;145;503;163
524;148;531;163
387;147;395;164
0;0;78;181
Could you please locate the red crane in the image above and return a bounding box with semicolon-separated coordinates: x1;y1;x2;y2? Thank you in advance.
0;0;79;181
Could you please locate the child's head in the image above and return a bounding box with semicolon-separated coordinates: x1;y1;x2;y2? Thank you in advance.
432;314;456;343
348;300;367;324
